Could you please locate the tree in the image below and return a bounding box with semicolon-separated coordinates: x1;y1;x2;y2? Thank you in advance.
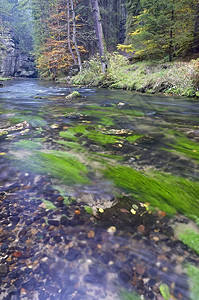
118;0;198;60
90;0;107;73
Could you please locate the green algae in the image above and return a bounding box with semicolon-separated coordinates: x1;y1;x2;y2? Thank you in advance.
120;290;142;300
80;109;114;126
179;229;199;255
12;140;43;151
87;130;121;145
186;265;199;300
104;165;199;218
18;150;89;184
57;140;85;150
59;125;88;141
8;114;46;127
94;152;124;161
126;135;143;143
165;131;199;163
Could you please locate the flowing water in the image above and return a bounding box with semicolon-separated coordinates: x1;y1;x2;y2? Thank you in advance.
0;79;199;300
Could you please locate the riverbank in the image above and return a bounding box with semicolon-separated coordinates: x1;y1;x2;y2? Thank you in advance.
58;54;199;98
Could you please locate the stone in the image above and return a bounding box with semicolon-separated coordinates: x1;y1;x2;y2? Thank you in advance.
22;278;36;291
0;264;8;277
48;219;60;227
65;248;81;261
0;30;37;78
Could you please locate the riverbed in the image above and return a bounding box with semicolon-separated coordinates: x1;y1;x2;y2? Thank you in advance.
0;79;199;300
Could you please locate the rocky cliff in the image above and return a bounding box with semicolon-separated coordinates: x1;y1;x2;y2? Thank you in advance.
0;29;37;78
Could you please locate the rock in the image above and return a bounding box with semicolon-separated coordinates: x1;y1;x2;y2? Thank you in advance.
65;248;81;261
22;278;36;291
48;219;60;227
0;264;8;277
9;216;20;224
60;215;70;226
0;30;37;78
65;91;82;100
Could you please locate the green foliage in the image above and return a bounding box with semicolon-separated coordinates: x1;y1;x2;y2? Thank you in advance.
159;284;170;300
186;265;199;300
73;53;198;97
179;229;199;255
104;165;199;218
121;0;197;60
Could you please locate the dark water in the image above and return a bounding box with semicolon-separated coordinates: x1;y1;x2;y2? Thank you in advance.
0;79;199;300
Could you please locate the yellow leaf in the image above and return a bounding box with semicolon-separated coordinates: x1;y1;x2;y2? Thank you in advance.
99;208;104;213
131;208;136;214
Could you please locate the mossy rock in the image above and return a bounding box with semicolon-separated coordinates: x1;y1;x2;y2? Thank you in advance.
65;91;82;99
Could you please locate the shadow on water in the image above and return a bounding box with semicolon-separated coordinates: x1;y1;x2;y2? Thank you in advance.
0;79;199;300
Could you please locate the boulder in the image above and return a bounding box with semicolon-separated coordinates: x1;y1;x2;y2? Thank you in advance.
0;30;37;78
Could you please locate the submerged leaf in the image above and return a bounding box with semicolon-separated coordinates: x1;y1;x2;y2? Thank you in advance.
159;283;170;300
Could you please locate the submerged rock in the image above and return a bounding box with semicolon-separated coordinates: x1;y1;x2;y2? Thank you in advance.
65;91;82;99
0;264;8;277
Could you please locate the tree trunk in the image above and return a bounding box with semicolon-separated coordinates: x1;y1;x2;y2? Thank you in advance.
193;2;199;53
90;0;107;73
169;6;174;62
70;0;82;71
67;0;77;64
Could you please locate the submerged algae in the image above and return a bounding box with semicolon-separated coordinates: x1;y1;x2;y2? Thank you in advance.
104;165;199;218
165;131;199;163
186;265;199;300
14;149;89;184
179;229;199;255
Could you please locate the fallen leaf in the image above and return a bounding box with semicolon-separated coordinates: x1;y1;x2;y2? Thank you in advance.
88;231;95;238
31;228;38;235
98;208;104;213
75;210;81;215
120;208;129;214
13;251;22;258
130;208;136;214
107;226;116;234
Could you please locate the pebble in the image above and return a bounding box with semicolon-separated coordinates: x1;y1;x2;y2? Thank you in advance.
48;219;60;227
0;264;8;277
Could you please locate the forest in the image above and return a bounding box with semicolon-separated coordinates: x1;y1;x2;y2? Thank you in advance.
0;0;198;91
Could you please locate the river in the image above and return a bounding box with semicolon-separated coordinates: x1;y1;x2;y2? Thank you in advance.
0;79;199;300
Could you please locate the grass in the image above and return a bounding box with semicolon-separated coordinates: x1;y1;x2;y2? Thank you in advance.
72;53;199;98
104;165;199;218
